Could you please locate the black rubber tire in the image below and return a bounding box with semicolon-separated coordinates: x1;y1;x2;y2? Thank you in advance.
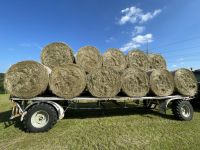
172;100;193;121
23;103;58;132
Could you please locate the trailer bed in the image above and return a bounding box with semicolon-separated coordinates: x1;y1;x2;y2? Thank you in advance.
11;95;192;101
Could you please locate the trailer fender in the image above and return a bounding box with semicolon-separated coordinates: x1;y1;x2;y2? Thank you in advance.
159;97;192;114
21;101;65;121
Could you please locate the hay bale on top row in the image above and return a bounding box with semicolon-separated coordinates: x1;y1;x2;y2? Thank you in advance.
4;61;49;98
76;46;102;74
126;49;149;71
41;42;74;70
174;68;197;96
149;69;174;96
126;50;167;71
148;54;166;70
121;67;149;97
41;42;167;72
103;48;126;72
87;67;121;97
49;64;86;99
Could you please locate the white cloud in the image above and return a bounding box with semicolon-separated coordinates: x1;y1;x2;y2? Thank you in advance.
105;37;115;43
74;52;77;57
172;64;178;68
140;9;161;23
19;43;42;50
120;42;140;52
177;58;184;61
132;33;153;43
132;26;145;36
119;6;161;25
120;33;153;52
177;58;185;65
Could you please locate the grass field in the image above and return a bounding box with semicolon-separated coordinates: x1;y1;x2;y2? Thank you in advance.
1;94;200;150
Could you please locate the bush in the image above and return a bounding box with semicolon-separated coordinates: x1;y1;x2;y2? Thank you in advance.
0;73;5;94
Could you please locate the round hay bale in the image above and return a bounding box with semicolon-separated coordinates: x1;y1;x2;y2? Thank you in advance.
103;48;126;71
87;67;121;97
4;61;49;98
41;42;74;69
149;69;174;96
121;67;149;97
174;68;198;96
148;54;167;70
126;49;149;71
49;64;86;99
76;46;102;73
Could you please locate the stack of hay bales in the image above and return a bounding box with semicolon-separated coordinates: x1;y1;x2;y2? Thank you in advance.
4;41;198;99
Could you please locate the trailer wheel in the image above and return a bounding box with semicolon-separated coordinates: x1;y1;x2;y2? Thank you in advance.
23;103;58;132
172;100;193;121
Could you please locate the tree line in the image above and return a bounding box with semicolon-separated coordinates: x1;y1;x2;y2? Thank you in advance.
0;73;5;94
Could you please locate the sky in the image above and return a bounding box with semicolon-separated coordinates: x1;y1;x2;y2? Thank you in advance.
0;0;200;72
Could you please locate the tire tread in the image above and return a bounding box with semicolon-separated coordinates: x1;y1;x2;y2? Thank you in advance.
23;103;58;132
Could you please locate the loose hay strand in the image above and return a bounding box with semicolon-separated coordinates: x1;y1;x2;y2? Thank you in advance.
87;67;121;97
126;49;149;71
4;61;49;98
149;69;174;96
41;42;74;70
103;48;126;71
121;67;149;97
148;54;167;70
174;68;198;96
76;46;102;73
49;64;86;99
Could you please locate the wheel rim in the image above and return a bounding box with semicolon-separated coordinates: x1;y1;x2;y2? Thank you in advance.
31;110;49;128
180;105;190;118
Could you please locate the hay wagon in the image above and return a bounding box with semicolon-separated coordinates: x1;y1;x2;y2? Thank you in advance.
10;95;194;132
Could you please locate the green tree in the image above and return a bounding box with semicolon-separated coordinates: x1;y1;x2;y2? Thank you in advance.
0;73;5;93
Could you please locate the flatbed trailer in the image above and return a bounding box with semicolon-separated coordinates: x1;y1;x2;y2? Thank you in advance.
10;95;194;132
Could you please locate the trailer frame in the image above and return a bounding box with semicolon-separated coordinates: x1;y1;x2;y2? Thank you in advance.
9;95;194;132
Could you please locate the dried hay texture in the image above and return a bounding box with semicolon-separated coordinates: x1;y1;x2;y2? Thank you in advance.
49;64;86;99
4;61;49;98
87;67;121;97
41;42;74;70
121;67;149;97
149;69;174;96
126;49;149;71
103;48;126;71
148;54;167;70
76;46;102;73
174;68;198;96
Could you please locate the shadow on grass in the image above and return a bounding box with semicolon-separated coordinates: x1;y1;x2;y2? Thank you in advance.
65;106;176;121
190;99;200;112
0;110;24;130
0;104;177;132
192;105;200;112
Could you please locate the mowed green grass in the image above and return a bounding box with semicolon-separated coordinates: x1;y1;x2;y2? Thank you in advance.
1;94;200;150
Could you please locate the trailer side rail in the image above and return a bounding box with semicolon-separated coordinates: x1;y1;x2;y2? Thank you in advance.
11;95;193;101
